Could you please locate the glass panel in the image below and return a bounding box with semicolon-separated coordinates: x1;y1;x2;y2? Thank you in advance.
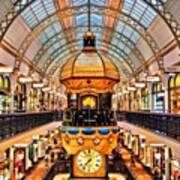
0;76;3;88
76;14;88;26
91;0;107;5
122;0;157;28
72;0;106;6
170;77;175;88
115;21;140;43
21;0;56;29
38;22;62;44
91;14;103;26
72;0;88;6
176;75;180;87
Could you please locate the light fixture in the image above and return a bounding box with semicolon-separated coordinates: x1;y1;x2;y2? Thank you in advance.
134;82;146;88
127;86;136;91
117;92;122;96
168;72;176;77
19;76;33;83
146;75;160;82
0;66;13;73
123;90;129;94
33;83;44;88
49;90;55;94
42;87;51;92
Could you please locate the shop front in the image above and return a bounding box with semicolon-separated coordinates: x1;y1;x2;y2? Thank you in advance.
152;82;165;112
0;76;11;114
169;74;180;114
141;87;150;111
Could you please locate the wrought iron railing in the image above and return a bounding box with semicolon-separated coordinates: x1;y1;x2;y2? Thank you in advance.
0;111;63;141
117;111;180;140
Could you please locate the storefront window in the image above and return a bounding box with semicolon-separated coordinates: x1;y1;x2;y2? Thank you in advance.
129;92;139;111
0;76;11;114
4;77;10;91
169;74;180;114
152;82;165;112
14;83;27;112
0;76;3;88
141;88;150;111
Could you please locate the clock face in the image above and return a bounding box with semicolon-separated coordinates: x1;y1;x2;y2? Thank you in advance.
77;149;102;173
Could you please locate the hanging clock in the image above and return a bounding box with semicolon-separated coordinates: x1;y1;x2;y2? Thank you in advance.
72;149;107;178
77;149;102;173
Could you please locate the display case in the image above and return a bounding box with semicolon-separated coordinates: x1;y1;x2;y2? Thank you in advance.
123;130;133;150
11;144;32;179
138;135;146;161
0;151;10;180
31;136;39;163
38;135;48;158
171;159;180;180
131;134;146;157
142;144;172;180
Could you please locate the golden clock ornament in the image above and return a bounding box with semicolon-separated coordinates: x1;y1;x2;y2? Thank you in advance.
72;149;107;178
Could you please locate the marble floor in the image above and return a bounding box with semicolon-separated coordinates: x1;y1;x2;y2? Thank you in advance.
53;173;126;180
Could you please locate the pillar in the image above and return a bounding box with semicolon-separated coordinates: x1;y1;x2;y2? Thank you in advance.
147;83;153;112
26;84;31;112
162;73;170;113
9;73;17;113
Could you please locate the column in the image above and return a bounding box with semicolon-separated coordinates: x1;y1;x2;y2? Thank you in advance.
147;83;153;112
9;73;17;113
162;73;169;113
26;84;31;112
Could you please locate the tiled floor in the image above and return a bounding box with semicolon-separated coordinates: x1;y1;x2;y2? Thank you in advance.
118;121;180;161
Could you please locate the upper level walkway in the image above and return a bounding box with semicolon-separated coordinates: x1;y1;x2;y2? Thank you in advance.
0;121;61;152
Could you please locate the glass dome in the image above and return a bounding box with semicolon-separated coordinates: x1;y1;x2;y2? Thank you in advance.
60;32;120;93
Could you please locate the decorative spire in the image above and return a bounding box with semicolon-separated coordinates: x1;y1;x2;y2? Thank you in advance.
83;0;96;49
88;0;91;31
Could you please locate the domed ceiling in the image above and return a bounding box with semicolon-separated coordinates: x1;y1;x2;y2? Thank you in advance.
0;0;179;83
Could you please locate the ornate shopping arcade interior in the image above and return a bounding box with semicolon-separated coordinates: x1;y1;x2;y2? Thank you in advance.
0;0;180;179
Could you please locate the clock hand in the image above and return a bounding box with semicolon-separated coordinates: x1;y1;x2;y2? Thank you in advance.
85;158;92;166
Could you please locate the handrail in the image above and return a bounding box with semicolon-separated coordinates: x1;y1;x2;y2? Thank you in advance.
0;111;63;141
117;111;180;140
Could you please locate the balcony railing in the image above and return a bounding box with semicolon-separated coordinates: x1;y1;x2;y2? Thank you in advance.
0;111;63;141
63;109;116;127
117;111;180;141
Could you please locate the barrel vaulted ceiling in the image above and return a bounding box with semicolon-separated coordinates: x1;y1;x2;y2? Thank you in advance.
0;0;180;81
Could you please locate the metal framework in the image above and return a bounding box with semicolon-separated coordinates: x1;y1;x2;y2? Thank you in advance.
14;8;160;75
0;0;179;79
0;0;179;46
47;48;131;79
33;26;144;68
41;39;135;74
